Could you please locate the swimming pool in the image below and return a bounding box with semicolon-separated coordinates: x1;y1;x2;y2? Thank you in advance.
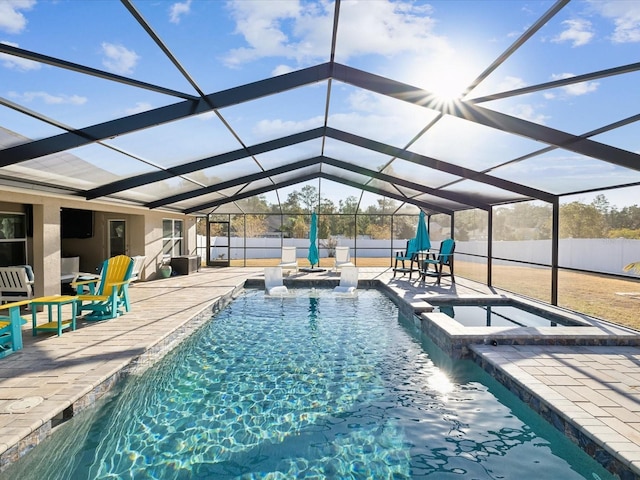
430;299;586;328
1;289;613;479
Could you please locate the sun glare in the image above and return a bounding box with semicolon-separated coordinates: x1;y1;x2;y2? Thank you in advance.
428;371;454;397
416;54;484;106
428;75;467;101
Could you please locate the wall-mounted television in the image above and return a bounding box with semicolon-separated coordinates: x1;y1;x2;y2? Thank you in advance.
0;241;26;267
61;208;94;239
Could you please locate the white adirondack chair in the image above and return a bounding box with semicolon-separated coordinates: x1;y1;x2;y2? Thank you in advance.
0;267;34;303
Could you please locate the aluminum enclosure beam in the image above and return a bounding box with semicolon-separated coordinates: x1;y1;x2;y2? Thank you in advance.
148;155;488;211
0;64;332;167
185;170;451;215
332;63;640;173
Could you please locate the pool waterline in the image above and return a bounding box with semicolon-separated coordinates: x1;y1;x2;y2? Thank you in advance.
0;288;615;479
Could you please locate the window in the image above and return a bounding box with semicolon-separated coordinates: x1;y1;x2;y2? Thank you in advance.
0;213;27;267
163;219;183;258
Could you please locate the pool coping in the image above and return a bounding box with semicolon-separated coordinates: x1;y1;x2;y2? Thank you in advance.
470;343;640;479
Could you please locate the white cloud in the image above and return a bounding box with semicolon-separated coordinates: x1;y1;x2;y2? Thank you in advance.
196;111;217;121
552;19;594;46
329;0;443;58
497;76;528;92
551;73;599;96
0;0;35;34
9;90;87;105
254;115;323;138
223;0;448;68
169;0;191;24
328;111;413;142
249;88;432;144
101;42;139;75
347;90;380;114
0;41;40;71
506;104;549;125
253;110;417;147
224;0;303;67
272;64;295;76
125;102;153;115
588;0;640;43
562;81;599;96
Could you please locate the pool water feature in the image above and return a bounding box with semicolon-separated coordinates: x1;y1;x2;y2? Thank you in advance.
431;299;586;328
1;289;614;479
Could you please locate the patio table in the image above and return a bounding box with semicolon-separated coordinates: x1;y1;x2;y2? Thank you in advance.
31;295;77;337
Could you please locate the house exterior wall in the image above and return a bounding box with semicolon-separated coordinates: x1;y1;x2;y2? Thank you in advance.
0;187;194;295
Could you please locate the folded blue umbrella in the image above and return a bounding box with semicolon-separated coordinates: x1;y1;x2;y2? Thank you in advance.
307;212;320;268
414;210;431;252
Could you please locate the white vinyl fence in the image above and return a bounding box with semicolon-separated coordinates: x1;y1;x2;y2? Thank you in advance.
199;236;640;278
460;238;640;276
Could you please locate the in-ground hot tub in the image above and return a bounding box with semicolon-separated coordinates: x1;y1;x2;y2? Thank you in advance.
427;297;587;328
415;294;639;360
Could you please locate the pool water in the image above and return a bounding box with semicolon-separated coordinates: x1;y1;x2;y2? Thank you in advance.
432;302;584;328
2;289;613;479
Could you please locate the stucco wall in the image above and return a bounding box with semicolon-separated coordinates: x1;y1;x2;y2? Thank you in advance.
0;188;194;293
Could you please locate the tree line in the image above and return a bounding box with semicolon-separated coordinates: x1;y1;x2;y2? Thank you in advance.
206;185;417;239
204;188;640;241
454;194;640;241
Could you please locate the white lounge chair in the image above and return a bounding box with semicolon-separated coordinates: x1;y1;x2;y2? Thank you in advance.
333;266;358;296
60;256;79;284
264;267;289;296
334;246;354;271
130;255;147;281
278;246;298;274
0;266;34;303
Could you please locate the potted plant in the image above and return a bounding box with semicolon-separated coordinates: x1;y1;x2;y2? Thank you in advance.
159;257;172;278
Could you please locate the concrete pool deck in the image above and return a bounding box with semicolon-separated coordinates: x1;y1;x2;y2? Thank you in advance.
0;267;638;478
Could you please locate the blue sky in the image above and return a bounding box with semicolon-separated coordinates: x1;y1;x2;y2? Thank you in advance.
0;0;639;212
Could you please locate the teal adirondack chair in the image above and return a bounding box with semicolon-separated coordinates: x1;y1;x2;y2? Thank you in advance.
72;255;133;321
0;300;29;358
420;238;455;285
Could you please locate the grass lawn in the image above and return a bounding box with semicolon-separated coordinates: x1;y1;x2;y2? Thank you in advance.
229;257;640;331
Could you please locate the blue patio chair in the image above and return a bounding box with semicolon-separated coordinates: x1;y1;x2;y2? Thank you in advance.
393;238;421;279
72;255;133;321
420;238;455;285
0;300;29;358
